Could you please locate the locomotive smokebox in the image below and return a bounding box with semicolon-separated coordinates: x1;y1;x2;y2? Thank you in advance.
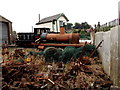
40;27;80;44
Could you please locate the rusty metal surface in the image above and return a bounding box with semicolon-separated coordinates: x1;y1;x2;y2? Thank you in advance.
36;43;85;47
89;40;103;58
46;33;79;44
60;26;65;34
39;26;80;44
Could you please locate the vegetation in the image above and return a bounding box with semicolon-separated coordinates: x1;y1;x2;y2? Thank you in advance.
65;23;73;30
95;26;114;32
73;22;91;29
65;22;92;40
95;22;115;32
65;22;91;30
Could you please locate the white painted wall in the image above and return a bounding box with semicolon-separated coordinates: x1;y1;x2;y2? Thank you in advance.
57;16;68;32
35;22;53;32
35;16;68;32
58;16;67;21
53;21;57;32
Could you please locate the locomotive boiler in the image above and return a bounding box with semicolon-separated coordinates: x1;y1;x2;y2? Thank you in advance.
39;27;79;44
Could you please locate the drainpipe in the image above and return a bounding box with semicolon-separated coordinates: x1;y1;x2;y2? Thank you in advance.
56;21;58;32
52;21;55;32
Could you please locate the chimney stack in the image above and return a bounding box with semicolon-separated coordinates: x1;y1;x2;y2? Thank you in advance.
60;26;65;34
39;14;40;22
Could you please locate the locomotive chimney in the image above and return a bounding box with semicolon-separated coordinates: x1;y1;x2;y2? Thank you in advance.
60;26;65;34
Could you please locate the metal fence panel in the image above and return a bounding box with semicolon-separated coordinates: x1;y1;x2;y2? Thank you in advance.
1;22;8;44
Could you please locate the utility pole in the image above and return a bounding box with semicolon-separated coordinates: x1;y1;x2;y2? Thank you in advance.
39;14;40;22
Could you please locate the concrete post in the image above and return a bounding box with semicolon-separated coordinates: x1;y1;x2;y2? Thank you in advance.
118;1;120;25
118;26;120;87
0;16;2;89
110;2;120;86
117;2;120;87
90;29;95;44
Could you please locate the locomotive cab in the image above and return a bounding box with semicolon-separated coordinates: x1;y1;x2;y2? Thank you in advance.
34;28;50;35
34;28;50;43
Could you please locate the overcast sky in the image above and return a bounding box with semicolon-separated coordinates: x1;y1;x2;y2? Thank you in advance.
0;0;120;32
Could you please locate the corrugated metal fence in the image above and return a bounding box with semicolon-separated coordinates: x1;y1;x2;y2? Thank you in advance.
101;18;119;28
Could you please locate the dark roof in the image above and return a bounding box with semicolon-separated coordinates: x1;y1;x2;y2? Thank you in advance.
36;13;69;25
0;15;12;23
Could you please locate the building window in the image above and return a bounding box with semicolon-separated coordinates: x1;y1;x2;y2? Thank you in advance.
37;29;40;34
59;21;63;27
53;20;55;24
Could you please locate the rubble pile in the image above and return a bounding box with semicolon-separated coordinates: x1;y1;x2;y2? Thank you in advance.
2;47;113;89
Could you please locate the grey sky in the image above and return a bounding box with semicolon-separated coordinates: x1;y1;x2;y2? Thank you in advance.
0;0;119;32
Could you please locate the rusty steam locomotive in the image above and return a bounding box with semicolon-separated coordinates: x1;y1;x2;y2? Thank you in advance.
16;27;81;48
